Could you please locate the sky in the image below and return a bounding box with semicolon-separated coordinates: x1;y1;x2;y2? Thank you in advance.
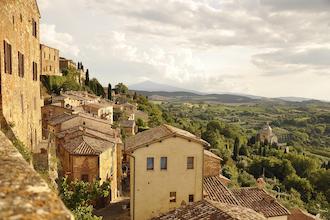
37;0;330;100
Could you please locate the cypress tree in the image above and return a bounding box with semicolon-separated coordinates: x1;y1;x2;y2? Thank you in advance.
85;69;89;86
108;83;112;100
232;137;240;161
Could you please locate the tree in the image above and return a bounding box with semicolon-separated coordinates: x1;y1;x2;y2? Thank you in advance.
283;174;313;202
114;83;128;94
239;144;249;156
88;78;105;97
107;83;112;100
133;92;138;100
238;170;255;187
232;137;240;161
85;69;89;86
262;146;267;157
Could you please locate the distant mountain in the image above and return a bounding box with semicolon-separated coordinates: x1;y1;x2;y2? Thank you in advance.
129;80;203;94
129;80;322;104
276;97;314;102
132;90;256;104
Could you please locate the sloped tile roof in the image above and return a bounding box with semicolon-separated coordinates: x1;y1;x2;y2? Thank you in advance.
48;113;77;126
152;200;266;220
204;150;223;160
63;135;114;155
231;187;290;218
56;126;122;144
125;124;209;152
203;176;239;206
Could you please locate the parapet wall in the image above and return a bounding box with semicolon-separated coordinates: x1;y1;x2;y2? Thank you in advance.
0;131;73;220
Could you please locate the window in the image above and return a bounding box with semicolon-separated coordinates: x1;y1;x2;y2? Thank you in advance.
81;174;89;182
20;14;22;22
187;157;194;169
12;16;15;25
160;157;167;170
189;194;194;203
4;41;12;74
32;62;38;81
147;157;154;170
49;65;52;71
32;19;37;37
18;51;24;77
170;192;176;203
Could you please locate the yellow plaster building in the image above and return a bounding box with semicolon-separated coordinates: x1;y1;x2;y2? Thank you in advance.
125;124;209;220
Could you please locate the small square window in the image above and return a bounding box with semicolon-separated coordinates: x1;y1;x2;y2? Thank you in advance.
147;157;154;170
189;194;194;203
187;157;194;169
170;192;176;203
160;157;167;170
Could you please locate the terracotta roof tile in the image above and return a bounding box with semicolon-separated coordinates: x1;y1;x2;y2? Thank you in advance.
125;124;209;152
48;113;77;126
152;200;266;220
231;188;290;218
63;135;114;155
203;176;239;206
204;150;222;160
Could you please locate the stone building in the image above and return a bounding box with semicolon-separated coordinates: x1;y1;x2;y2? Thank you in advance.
120;119;136;136
59;57;76;71
82;102;113;124
257;123;278;145
47;112;112;135
58;133;119;201
41;104;73;138
125;124;210;220
40;44;60;76
203;150;222;177
53;91;101;109
0;0;42;152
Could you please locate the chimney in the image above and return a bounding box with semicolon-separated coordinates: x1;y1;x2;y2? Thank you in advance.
257;177;266;189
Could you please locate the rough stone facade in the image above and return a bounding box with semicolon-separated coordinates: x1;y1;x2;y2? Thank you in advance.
203;150;222;177
0;0;42;152
41;105;73;138
40;44;61;76
59;57;76;71
0;131;73;220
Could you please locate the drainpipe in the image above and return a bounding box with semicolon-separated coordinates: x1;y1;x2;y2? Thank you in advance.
127;153;135;220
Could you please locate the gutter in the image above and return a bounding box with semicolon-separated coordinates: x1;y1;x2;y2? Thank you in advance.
126;152;136;220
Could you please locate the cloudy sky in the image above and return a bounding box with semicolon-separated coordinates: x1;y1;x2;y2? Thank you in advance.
37;0;330;100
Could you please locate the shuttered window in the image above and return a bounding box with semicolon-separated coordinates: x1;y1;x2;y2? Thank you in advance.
32;62;38;81
18;51;24;77
32;19;37;38
3;41;12;74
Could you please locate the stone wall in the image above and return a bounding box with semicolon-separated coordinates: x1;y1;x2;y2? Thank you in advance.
203;152;221;177
0;131;73;219
40;44;61;76
0;0;42;152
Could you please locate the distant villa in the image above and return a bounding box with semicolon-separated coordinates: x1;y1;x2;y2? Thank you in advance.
257;123;278;145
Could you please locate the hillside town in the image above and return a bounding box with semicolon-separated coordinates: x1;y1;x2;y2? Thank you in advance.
0;1;328;220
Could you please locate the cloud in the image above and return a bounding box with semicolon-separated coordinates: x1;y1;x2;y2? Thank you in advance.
40;24;80;58
38;0;330;100
252;47;330;76
260;0;330;12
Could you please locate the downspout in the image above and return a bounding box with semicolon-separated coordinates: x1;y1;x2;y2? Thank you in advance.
127;153;136;220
